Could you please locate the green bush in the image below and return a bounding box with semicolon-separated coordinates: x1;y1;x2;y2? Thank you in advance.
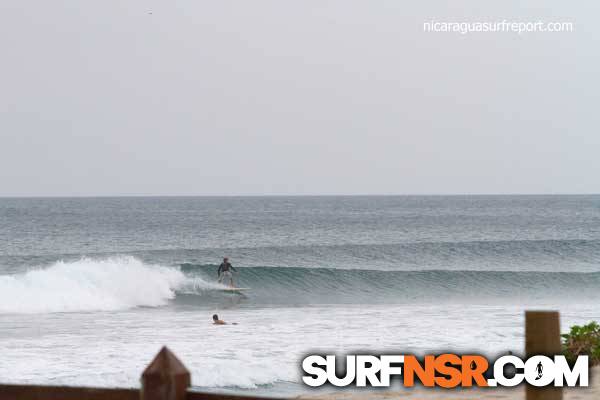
562;322;600;366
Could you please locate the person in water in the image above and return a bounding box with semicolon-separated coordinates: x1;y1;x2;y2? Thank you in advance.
217;257;237;287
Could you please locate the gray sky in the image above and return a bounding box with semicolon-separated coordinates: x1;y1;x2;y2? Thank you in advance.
1;1;598;196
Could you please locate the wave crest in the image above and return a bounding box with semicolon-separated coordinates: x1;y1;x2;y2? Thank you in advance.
0;256;188;314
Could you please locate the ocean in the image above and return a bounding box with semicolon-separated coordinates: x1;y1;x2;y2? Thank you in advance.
1;195;600;395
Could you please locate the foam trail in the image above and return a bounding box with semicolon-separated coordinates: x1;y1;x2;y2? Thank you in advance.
0;256;188;314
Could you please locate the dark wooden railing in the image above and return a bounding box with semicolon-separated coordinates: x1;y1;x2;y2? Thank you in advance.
0;310;563;400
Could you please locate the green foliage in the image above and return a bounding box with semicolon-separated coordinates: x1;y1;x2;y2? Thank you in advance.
562;322;600;365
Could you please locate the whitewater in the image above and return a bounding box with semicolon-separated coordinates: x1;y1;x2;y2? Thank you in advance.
1;196;600;395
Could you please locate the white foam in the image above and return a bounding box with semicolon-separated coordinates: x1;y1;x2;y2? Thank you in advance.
1;303;599;393
0;256;189;314
178;277;231;294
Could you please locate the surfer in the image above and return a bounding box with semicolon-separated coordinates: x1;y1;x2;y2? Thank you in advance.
212;314;226;325
535;361;543;380
217;257;237;287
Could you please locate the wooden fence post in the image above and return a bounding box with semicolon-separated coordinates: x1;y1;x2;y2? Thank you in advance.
141;346;191;400
525;310;562;400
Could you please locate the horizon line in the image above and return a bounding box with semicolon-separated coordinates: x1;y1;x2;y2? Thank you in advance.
1;193;599;199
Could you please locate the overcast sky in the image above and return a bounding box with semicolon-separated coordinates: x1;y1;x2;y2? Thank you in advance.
1;1;598;196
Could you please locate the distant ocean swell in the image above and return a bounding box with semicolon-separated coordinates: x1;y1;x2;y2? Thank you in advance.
1;256;600;314
2;238;600;274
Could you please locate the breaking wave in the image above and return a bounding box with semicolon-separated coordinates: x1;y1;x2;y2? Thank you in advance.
0;257;193;314
2;256;600;314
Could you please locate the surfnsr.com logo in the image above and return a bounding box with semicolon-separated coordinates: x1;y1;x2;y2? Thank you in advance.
302;354;588;388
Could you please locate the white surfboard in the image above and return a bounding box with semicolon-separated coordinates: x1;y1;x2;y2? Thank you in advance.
219;287;251;293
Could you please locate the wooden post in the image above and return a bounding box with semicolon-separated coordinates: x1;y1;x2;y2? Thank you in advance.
525;311;562;400
141;347;191;400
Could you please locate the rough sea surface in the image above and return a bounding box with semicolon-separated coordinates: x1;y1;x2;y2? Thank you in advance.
1;196;600;395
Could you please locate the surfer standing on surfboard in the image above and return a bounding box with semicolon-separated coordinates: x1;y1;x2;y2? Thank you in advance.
217;257;237;287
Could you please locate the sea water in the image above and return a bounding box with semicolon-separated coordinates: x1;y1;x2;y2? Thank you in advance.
1;196;600;395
